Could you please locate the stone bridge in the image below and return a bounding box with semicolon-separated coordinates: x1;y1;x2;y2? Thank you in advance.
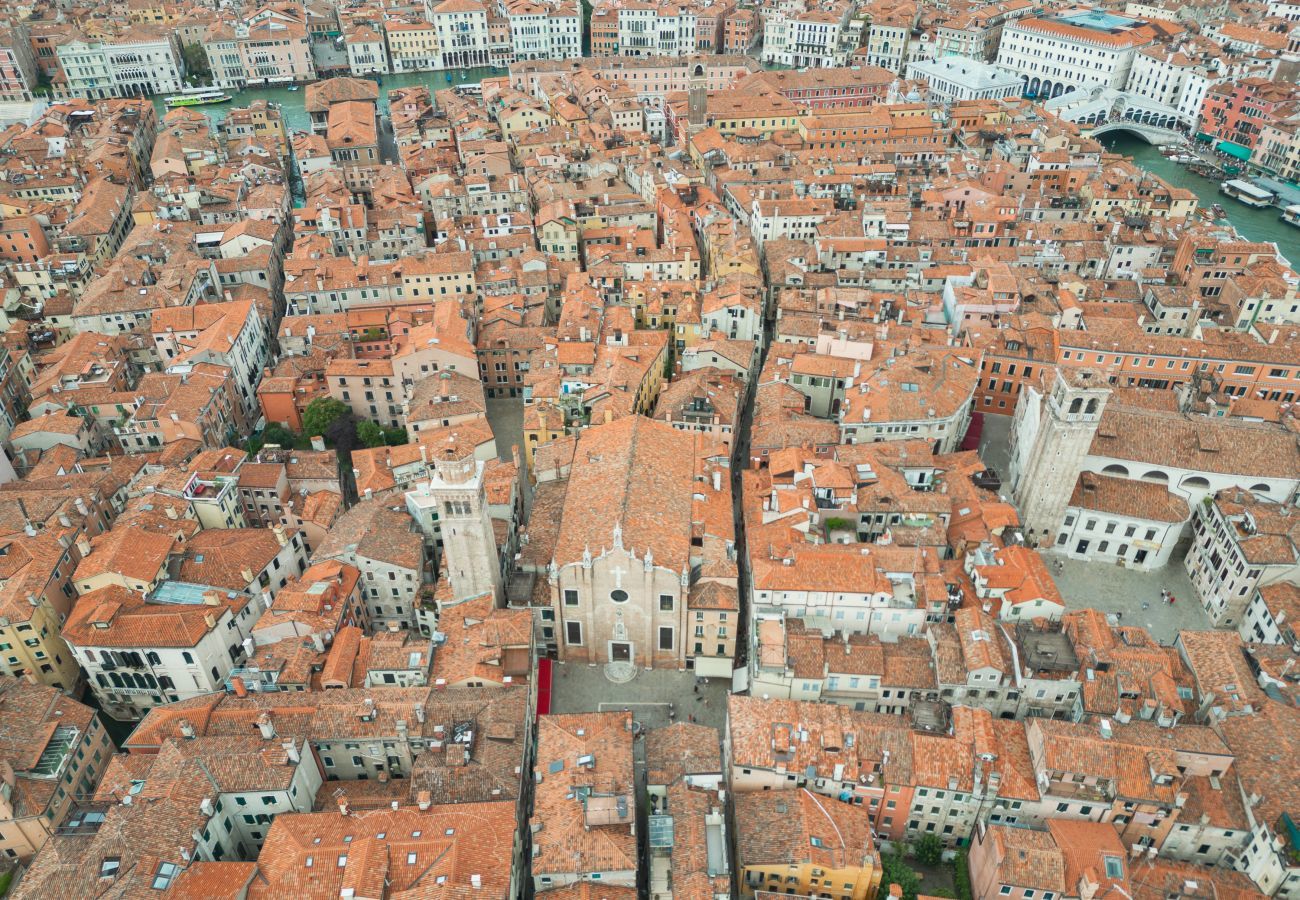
1086;120;1187;145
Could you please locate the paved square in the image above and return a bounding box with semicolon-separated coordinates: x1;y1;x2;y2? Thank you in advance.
486;397;524;463
548;662;731;732
1046;552;1212;642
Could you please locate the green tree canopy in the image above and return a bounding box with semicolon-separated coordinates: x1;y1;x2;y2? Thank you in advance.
303;397;350;438
914;833;944;867
356;420;386;448
882;851;922;900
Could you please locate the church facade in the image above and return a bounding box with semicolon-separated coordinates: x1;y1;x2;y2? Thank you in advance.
539;416;738;672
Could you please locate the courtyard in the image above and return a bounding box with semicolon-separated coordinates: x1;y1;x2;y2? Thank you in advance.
548;661;732;733
1046;552;1212;642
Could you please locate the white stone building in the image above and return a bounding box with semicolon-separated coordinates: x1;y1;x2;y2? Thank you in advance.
1056;471;1188;570
57;33;183;99
761;5;859;69
1184;488;1300;629
995;8;1156;99
617;4;697;57
1239;582;1300;645
906;57;1023;102
63;584;267;721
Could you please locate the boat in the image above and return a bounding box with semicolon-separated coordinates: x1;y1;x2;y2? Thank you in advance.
164;88;232;108
1210;204;1228;220
1170;153;1199;164
286;85;300;91
1282;205;1300;227
445;71;453;81
1221;179;1276;208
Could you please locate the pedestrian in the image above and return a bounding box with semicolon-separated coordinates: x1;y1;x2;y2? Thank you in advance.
1169;595;1176;605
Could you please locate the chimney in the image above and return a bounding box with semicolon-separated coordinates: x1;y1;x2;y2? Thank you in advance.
283;740;301;764
256;712;276;740
712;469;721;492
272;524;288;547
338;797;350;816
240;567;254;584
179;718;196;739
76;535;93;557
74;498;88;517
417;790;432;811
311;632;325;652
231;676;249;698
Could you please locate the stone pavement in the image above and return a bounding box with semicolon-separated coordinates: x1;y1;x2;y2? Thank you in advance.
548;660;731;733
485;397;524;463
976;412;1013;482
1046;552;1212;642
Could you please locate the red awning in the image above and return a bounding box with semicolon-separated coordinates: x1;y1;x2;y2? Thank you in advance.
960;411;985;452
535;657;553;717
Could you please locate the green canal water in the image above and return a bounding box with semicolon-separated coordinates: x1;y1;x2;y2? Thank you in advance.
1101;133;1300;259
151;67;505;133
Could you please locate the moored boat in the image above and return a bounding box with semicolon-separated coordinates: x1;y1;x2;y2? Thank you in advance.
164;88;232;108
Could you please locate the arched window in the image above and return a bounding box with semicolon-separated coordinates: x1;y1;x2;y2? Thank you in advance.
1142;470;1169;483
1180;475;1210;490
1101;464;1129;476
1069;397;1083;414
1085;399;1099;415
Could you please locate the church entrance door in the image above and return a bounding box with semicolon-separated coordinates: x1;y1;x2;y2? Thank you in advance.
610;642;632;662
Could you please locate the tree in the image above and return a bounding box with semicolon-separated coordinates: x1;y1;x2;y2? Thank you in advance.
356;420;386;448
324;413;358;456
262;423;300;448
180;43;211;83
382;425;409;446
303;397;350;438
882;851;922;900
914;833;945;867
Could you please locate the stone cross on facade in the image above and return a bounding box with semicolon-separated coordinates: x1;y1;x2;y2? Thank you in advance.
610;564;627;589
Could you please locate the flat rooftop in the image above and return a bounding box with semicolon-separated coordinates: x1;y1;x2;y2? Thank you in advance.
150;581;238;605
1052;9;1141;32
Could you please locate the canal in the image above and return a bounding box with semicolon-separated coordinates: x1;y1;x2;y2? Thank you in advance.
151;67;505;133
1101;133;1300;258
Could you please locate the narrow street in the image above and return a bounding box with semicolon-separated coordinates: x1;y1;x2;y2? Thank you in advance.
728;279;777;670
